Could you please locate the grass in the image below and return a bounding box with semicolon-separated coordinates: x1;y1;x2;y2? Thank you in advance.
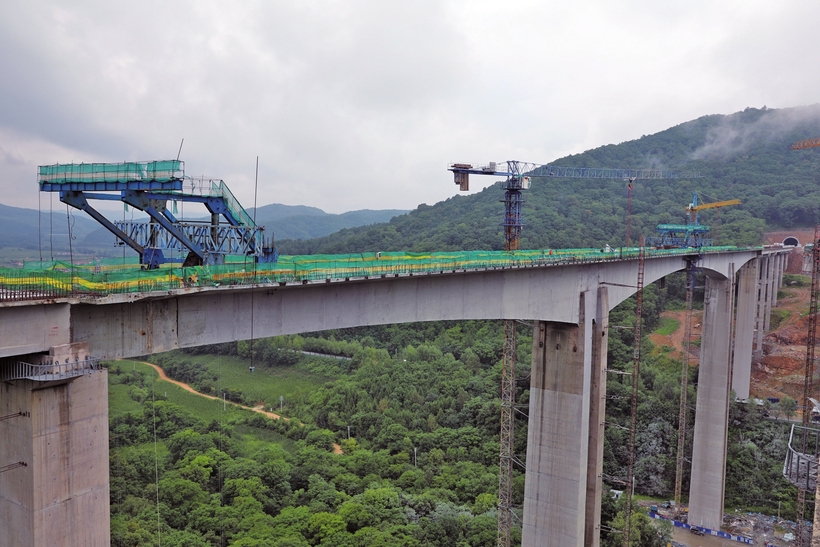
109;360;304;454
112;360;264;423
769;308;791;330
783;273;810;287
654;317;680;336
108;383;144;417
150;353;331;409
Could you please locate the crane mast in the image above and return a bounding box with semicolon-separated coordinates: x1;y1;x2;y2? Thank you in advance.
790;138;820;547
448;160;701;547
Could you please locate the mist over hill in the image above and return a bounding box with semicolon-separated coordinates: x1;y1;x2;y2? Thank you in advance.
278;105;820;255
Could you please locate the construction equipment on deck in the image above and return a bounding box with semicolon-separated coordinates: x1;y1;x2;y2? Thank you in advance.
38;160;277;269
649;193;740;249
447;160;701;547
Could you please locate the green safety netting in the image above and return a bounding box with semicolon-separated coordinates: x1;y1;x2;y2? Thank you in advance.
38;160;183;185
0;246;749;299
205;180;255;227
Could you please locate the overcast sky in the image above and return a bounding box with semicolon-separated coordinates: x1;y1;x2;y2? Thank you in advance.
1;1;819;214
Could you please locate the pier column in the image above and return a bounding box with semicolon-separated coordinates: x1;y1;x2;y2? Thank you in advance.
689;270;735;531
763;256;776;332
771;254;783;308
0;344;110;547
523;290;598;547
585;287;609;547
753;256;769;358
732;261;758;401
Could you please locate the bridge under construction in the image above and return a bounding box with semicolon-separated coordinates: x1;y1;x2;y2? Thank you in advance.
0;240;789;547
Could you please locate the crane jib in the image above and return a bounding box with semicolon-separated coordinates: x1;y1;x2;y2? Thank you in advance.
448;164;702;180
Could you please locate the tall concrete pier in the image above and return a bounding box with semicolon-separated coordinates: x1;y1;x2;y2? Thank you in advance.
523;288;609;547
688;272;736;530
0;344;110;547
731;260;759;400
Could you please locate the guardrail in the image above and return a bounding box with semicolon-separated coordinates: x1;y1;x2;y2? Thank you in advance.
0;245;757;302
0;357;102;382
783;423;820;491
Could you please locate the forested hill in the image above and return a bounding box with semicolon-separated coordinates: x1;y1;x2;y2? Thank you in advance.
279;105;820;255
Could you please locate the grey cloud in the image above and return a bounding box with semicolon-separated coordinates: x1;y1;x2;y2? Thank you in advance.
1;0;820;214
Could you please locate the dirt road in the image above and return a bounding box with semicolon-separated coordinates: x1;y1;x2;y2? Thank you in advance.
136;361;343;454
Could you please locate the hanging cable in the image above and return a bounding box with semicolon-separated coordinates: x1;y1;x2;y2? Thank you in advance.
49;193;54;262
38;190;42;262
66;205;75;292
250;157;259;372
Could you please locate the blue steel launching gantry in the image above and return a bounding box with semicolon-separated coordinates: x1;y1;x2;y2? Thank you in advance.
38;160;277;268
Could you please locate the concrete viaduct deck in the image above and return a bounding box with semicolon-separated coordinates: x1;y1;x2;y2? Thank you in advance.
0;246;790;547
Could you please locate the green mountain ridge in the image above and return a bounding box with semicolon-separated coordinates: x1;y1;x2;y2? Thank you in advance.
0;202;408;257
278;104;820;255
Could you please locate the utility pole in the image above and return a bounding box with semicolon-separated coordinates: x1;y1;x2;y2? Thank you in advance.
674;259;697;513
623;238;646;546
797;226;820;547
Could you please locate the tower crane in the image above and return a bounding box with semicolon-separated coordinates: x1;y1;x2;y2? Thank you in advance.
791;138;820;150
448;160;701;547
789;137;820;547
449;161;702;250
687;195;741;224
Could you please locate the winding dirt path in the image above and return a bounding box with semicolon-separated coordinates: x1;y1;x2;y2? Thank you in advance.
135;361;343;454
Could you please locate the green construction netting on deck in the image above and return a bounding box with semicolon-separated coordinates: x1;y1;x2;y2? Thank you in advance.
38;160;184;185
0;246;749;298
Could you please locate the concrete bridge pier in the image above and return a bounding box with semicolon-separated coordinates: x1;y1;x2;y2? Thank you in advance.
731;260;760;401
754;255;775;359
762;256;776;334
0;343;110;547
753;253;787;359
688;270;736;531
523;287;609;547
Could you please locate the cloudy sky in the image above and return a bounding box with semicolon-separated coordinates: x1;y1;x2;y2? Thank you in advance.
1;1;818;214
